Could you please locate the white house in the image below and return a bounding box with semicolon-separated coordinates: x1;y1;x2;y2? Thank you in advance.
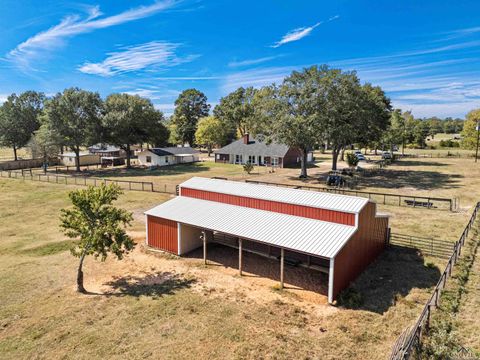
137;147;200;167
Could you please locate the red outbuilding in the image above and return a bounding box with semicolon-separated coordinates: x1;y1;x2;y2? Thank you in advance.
145;177;389;303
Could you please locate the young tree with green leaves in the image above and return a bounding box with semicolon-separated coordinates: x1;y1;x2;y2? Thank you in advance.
461;109;480;149
0;91;45;160
44;88;103;171
103;93;164;168
173;89;210;146
27;121;62;172
195;116;227;156
60;184;134;293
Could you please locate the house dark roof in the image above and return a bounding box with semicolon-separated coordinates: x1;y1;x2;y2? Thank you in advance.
215;136;291;157
148;147;200;157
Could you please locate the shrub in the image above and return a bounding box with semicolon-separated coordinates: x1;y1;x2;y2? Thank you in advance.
243;162;254;174
439;139;460;148
337;288;363;308
346;153;359;168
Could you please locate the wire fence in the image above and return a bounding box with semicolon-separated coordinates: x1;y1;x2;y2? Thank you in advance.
0;169;177;194
389;201;480;359
397;152;475;159
244;179;458;211
390;233;453;259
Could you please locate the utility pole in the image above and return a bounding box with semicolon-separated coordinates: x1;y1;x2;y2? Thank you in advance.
476;121;480;163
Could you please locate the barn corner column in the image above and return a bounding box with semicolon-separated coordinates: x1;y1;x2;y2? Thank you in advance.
328;257;335;304
177;223;182;256
145;215;149;246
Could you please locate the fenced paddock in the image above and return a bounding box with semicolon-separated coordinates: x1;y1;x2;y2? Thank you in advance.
0;169;177;194
389;201;480;359
389;233;453;259
244;180;458;211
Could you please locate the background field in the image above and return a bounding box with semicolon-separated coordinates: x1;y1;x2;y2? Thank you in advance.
1;150;479;359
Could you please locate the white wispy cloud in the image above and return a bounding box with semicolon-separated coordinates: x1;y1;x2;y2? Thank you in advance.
223;66;298;92
228;55;282;68
271;16;339;48
7;1;179;70
79;41;198;76
124;88;180;100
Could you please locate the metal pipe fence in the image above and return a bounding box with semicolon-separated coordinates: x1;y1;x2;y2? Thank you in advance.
390;233;454;259
244;179;457;211
389;201;480;359
0;169;176;194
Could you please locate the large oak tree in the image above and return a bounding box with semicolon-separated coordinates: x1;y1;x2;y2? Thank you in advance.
0;91;45;160
172;89;210;146
103;93;165;168
44;88;103;171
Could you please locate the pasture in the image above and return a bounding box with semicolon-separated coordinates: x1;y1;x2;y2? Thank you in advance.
1;150;479;358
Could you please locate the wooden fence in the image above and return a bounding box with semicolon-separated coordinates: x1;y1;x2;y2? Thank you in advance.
0;169;176;194
389;201;480;359
244;180;457;211
0;158;59;171
397;152;474;159
390;233;453;258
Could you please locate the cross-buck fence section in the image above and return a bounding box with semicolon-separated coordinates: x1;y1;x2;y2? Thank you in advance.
0;169;177;194
390;233;453;259
244;180;458;211
389;201;480;360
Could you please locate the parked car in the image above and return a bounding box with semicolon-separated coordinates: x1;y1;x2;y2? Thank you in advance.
326;172;346;187
355;153;366;161
354;150;362;155
382;152;392;160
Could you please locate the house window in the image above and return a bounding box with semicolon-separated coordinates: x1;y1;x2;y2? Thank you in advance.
235;154;243;164
146;156;152;163
271;157;279;166
248;155;256;164
165;156;169;163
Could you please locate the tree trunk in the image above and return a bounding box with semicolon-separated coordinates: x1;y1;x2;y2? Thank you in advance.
126;144;131;169
13;145;17;161
402;136;405;155
332;147;339;171
207;145;212;157
299;149;307;178
340;147;346;161
74;147;81;172
77;250;87;293
364;147;368;155
374;148;378;155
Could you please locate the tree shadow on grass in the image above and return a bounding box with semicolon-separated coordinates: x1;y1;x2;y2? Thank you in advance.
358;169;462;191
101;272;196;298
341;246;441;314
392;160;450;167
57;163;213;179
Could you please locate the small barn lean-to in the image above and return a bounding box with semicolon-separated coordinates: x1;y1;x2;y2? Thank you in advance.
145;177;389;303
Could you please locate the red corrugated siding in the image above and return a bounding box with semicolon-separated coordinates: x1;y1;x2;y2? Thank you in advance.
180;187;355;225
332;202;388;299
147;215;178;254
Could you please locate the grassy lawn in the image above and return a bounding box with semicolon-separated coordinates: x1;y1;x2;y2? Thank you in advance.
0;179;444;359
0;147;29;161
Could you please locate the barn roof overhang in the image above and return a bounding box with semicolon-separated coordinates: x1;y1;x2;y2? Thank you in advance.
145;196;358;259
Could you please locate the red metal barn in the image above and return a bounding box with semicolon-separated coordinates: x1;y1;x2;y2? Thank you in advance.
145;177;389;303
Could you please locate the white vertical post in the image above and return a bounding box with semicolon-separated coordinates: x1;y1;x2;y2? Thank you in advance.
177;223;182;256
202;230;207;265
145;215;149;246
280;248;285;289
328;258;335;304
239;238;243;276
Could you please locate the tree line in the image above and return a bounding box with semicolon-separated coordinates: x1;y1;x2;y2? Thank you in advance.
1;64;473;177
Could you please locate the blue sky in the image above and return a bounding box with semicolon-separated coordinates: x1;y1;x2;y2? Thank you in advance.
0;0;479;118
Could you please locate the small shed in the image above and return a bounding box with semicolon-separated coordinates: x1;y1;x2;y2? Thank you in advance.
145;177;390;303
59;152;101;166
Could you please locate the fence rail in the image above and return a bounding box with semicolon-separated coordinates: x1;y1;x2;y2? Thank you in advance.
397;152;474;159
244;180;457;211
389;201;480;359
390;233;453;258
0;169;176;194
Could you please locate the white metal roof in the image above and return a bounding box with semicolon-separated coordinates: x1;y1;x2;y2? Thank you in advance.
180;177;369;214
145;196;357;258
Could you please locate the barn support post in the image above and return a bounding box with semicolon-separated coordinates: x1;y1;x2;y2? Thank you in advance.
238;238;243;276
280;248;285;289
202;230;207;265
